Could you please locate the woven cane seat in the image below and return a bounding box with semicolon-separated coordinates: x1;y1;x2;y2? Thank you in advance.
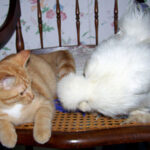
15;107;150;149
16;110;150;132
16;99;150;132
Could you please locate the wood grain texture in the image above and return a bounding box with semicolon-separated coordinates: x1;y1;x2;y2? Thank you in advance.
76;0;80;45
114;0;118;34
95;0;99;45
56;0;62;47
37;0;43;48
16;126;150;148
0;0;20;49
16;19;24;52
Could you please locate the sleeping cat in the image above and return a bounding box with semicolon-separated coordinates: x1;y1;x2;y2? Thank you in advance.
0;50;75;148
58;2;150;123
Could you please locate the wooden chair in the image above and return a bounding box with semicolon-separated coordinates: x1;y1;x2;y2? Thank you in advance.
1;0;150;149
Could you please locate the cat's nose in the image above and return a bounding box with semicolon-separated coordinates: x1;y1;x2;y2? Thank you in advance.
23;93;34;104
25;88;34;100
28;92;34;100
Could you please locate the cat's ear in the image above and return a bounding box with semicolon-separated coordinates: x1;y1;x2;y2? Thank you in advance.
0;76;16;90
15;50;30;67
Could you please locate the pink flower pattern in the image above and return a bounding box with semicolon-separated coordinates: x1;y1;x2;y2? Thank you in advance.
80;12;84;17
46;9;55;19
29;0;37;4
61;11;67;21
0;0;131;58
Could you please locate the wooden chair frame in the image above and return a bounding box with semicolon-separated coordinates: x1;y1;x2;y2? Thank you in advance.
1;0;150;149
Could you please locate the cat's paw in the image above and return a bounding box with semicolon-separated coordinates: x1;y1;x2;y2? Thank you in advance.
33;125;51;144
0;129;17;148
78;101;91;112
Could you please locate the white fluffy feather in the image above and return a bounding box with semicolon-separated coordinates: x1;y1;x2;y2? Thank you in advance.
57;2;150;119
57;73;92;110
119;1;150;42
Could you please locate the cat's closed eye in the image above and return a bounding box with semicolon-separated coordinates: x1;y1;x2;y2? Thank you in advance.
19;89;26;96
20;91;24;96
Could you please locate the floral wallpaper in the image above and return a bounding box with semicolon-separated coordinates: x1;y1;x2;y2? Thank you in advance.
0;0;150;60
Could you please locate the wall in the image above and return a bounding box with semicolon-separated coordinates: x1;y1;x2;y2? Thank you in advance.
0;0;149;60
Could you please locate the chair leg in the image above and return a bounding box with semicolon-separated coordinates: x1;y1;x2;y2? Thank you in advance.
0;144;9;150
25;146;33;150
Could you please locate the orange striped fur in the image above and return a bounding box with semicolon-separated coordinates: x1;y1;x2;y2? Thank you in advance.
0;50;75;148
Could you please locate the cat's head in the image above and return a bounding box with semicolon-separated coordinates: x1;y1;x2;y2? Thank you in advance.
0;50;34;105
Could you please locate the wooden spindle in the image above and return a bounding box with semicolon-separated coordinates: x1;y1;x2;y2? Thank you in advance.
76;0;80;45
114;0;118;34
16;19;24;52
95;0;99;45
56;0;62;47
37;0;43;48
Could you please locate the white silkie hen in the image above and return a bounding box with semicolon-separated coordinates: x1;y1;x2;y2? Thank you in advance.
58;2;150;123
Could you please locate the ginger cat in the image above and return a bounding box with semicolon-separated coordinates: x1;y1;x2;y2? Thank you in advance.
0;50;75;148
